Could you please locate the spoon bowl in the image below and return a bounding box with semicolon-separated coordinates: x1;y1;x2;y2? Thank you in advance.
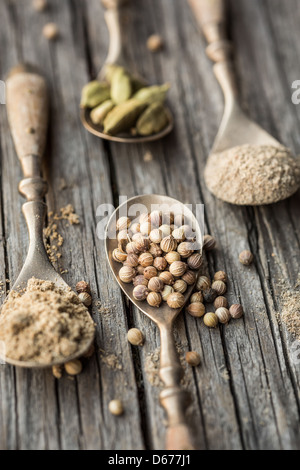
0;65;95;368
80;107;174;144
105;193;202;450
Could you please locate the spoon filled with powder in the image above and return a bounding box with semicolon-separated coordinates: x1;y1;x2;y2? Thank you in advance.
189;0;300;205
0;65;95;367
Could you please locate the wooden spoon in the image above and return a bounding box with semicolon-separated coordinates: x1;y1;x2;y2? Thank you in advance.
188;0;300;205
0;65;95;368
80;0;173;143
106;194;203;450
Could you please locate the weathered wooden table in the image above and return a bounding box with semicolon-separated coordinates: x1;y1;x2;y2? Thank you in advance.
0;0;300;450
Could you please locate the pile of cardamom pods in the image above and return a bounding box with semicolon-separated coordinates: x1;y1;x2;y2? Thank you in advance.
80;64;170;137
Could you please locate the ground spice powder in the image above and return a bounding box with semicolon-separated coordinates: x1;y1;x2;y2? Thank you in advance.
0;278;95;364
281;286;300;341
205;144;300;205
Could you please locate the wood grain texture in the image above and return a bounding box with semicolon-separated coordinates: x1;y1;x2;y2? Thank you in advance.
0;0;299;450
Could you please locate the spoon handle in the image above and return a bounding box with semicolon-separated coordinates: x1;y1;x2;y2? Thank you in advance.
188;0;238;100
6;65;49;202
101;0;130;68
159;323;195;450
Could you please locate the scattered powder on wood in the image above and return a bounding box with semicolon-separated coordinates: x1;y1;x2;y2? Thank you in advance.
145;344;188;388
204;144;300;205
100;350;123;370
44;204;80;263
281;284;300;341
0;278;95;364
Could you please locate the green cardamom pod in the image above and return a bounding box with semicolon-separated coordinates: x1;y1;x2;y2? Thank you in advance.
136;102;169;136
103;99;147;136
133;83;170;104
111;68;132;105
80;81;110;108
90;100;114;125
104;64;120;83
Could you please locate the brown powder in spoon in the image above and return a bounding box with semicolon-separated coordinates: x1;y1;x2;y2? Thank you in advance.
204;144;300;205
0;278;95;364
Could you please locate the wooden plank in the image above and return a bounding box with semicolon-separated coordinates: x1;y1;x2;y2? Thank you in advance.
0;0;145;450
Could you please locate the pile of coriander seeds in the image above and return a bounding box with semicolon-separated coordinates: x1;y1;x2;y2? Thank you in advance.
186;235;244;328
113;211;201;309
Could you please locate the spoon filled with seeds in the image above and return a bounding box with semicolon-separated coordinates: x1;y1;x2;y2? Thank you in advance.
0;65;95;368
80;0;173;143
106;194;203;450
189;0;300;205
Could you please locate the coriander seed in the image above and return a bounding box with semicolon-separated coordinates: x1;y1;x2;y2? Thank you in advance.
187;253;202;270
159;224;172;238
150;210;162;227
215;307;231;324
119;266;136;283
33;0;48;11
148;277;164;292
149;243;163;258
214;296;228;309
167;292;185;309
43;22;59;40
186;302;205;318
138;252;154;267
65;359;82;376
177;242;194;258
181;270;196;286
147;34;164;52
196;275;211;291
140;222;152;236
147;291;162;308
159;271;175;285
134;235;150;253
161;285;174;301
133;285;149;301
160;235;177;253
165;251;181;264
172;227;186;243
185;351;201;367
108;399;124;416
126;241;139;255
169;261;187;277
214;271;228;283
239;250;254;266
76;280;91;294
133;275;148;287
203;312;219;328
144;266;158;280
124;253;139;267
127;328;144;346
153;256;167;271
190;291;203;303
78;292;92;307
229;304;244;319
112;248;127;263
203;234;216;251
211;280;227;296
149;228;162;244
173;279;188;294
116;216;131;231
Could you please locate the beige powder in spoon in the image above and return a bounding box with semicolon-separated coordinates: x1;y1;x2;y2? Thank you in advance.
204;144;300;205
0;278;95;364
